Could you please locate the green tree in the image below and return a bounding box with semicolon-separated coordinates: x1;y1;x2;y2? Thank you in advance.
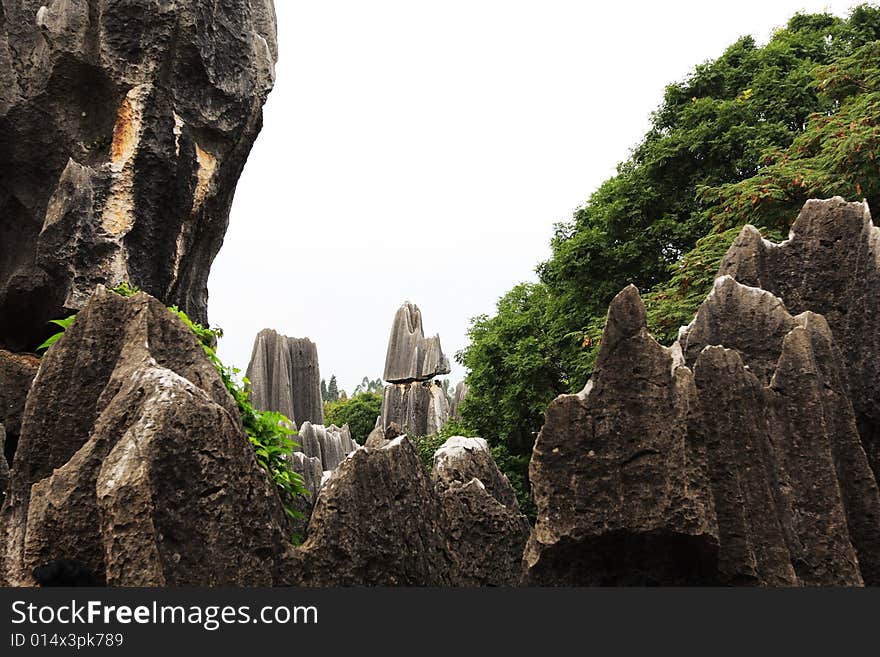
458;5;880;475
324;392;383;444
320;378;329;402
327;375;339;402
353;376;384;395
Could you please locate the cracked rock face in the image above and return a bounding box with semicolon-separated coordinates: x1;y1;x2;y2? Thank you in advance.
0;349;40;468
527;202;880;586
684;278;880;586
296;421;359;472
0;286;290;586
450;380;468;419
246;329;324;427
717;198;880;485
0;0;278;351
525;286;720;586
282;434;527;586
380;380;450;437
283;436;456;586
432;436;529;586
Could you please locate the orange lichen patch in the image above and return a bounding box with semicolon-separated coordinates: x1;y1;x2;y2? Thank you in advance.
110;92;141;167
102;87;147;234
0;349;40;368
192;143;217;211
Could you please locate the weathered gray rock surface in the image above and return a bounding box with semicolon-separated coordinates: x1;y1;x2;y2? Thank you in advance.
432;436;529;586
717;198;880;484
383;302;450;383
0;349;39;467
527;201;880;586
0;0;278;351
0;424;8;507
380;381;450;437
378;303;452;436
525;286;720;586
246;328;324;426
296;421;358;471
283;436;456;586
684;278;880;585
287;450;323;539
0;286;290;586
450;380;469;419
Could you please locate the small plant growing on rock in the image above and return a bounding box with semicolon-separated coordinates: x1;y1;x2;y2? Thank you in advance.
36;315;76;352
166;305;307;529
36;284;308;537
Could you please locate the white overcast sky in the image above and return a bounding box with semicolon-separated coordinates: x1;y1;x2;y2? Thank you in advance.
209;0;859;395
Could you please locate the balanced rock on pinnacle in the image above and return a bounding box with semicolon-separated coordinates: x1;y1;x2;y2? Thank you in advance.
383;302;450;383
379;303;451;436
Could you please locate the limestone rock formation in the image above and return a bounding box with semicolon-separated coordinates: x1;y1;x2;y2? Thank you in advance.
0;0;278;351
284;436;455;586
432;436;529;586
297;421;359;471
288;420;360;532
379;303;451;436
383;302;450;383
287;450;323;539
246;329;324;426
0;424;8;507
525;286;720;586
527;223;880;586
380;381;450;437
0;286;290;586
450;380;469;419
0;349;39;466
717;198;880;483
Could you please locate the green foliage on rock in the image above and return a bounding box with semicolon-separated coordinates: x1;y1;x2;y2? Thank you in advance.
458;5;880;473
36;284;308;535
411;418;535;520
324;391;383;444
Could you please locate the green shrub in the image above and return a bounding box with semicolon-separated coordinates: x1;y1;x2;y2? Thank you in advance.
36;284;308;540
324;392;383;444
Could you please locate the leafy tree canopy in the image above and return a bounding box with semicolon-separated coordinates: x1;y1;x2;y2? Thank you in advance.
457;5;880;479
324;392;383;444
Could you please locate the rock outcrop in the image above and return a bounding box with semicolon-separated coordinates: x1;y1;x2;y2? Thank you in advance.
379;303;451;436
284;436;456;586
683;278;880;586
383;302;450;383
0;424;8;507
283;433;526;586
526;199;880;586
432;437;529;586
717;198;880;483
380;380;451;437
0;349;39;466
0;0;278;351
0;286;290;586
525;286;720;586
450;380;469;419
286;421;360;533
246;329;324;426
296;421;358;471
